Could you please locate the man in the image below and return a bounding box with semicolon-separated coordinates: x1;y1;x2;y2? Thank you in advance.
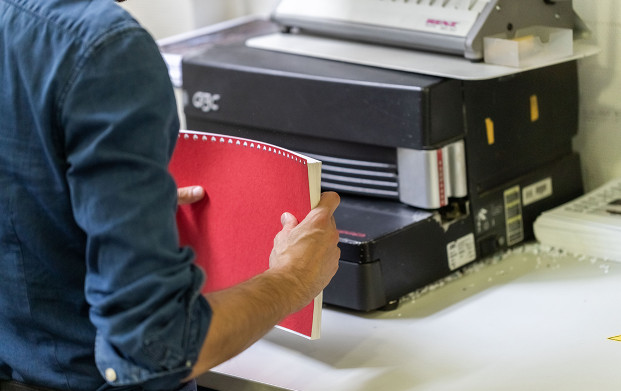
0;0;341;390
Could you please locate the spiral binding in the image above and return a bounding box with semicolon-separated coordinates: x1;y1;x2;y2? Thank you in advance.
179;131;306;165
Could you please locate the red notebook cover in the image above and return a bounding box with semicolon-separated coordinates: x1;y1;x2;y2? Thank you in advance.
169;130;322;339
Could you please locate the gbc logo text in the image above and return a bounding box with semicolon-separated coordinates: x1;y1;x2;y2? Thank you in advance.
192;91;220;112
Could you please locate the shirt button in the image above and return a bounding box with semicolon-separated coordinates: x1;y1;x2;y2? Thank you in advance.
105;368;117;382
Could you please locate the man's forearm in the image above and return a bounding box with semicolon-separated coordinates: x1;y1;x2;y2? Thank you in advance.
187;268;308;378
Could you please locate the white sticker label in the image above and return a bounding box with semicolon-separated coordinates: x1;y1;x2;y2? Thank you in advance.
504;185;524;246
522;177;553;207
447;233;476;271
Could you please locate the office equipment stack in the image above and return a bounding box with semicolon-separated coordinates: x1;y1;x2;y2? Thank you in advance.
167;0;597;311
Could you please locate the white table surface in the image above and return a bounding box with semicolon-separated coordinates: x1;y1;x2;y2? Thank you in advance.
197;243;621;391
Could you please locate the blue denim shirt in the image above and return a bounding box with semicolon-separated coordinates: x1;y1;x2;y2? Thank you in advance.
0;0;211;389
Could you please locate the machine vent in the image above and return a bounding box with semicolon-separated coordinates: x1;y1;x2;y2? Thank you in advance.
301;152;399;199
384;0;490;12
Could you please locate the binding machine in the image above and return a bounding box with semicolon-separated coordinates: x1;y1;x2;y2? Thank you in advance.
167;0;597;311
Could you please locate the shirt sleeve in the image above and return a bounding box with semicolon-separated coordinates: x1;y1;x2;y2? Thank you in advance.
58;24;211;389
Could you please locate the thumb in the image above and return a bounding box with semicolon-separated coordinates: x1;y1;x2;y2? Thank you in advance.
280;212;298;230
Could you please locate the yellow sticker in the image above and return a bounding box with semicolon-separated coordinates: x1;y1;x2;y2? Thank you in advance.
530;95;539;122
485;117;495;145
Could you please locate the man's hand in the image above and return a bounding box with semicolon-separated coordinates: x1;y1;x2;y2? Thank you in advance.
268;191;341;312
177;186;205;205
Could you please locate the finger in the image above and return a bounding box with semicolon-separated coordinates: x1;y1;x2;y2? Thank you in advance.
280;212;299;230
316;192;340;215
178;186;205;205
